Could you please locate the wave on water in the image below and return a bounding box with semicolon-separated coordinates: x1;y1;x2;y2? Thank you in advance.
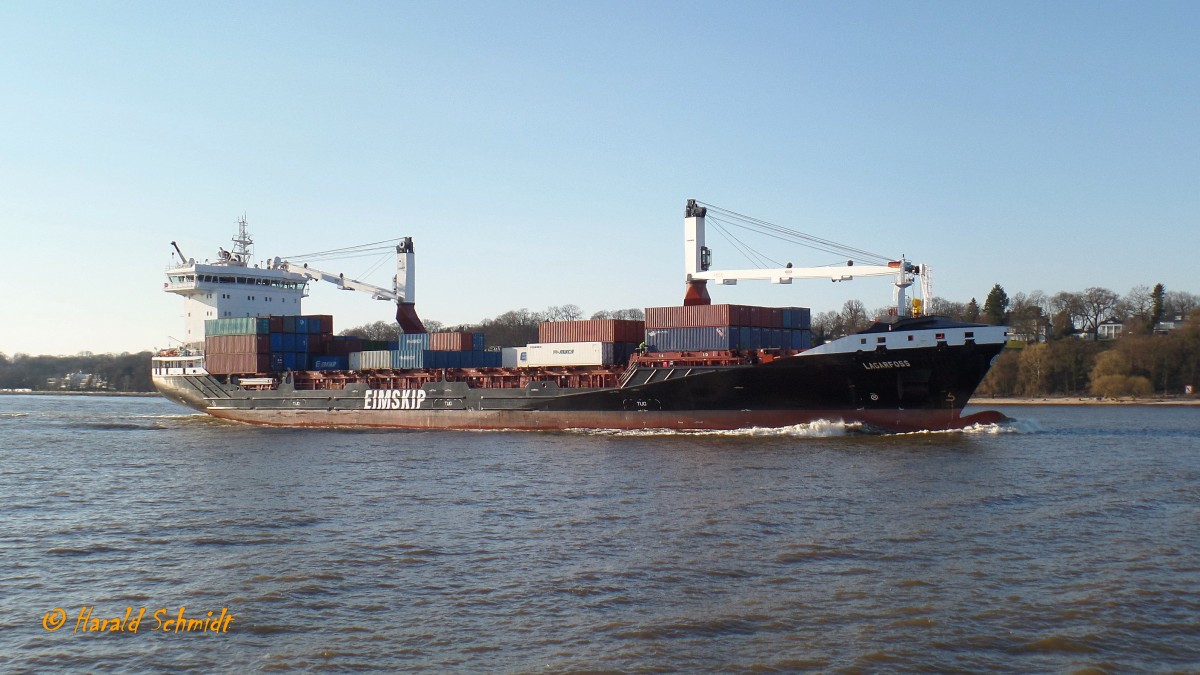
894;416;1042;436
567;420;862;438
70;421;169;431
569;415;1044;439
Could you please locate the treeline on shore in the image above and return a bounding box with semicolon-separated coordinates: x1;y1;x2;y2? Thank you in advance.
0;351;155;392
836;283;1199;399
978;323;1200;398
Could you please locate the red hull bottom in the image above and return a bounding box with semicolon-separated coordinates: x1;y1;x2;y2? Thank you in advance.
206;407;1009;434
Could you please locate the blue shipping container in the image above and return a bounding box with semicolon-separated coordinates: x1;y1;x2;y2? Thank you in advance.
644;327;741;351
469;351;501;367
269;333;284;351
472;333;485;351
269;353;285;372
392;350;424;369
785;307;812;329
295;333;309;352
312;355;348;370
398;333;429;348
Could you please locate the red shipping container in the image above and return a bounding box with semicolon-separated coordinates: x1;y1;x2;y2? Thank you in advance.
644;304;740;329
314;314;334;335
429;332;474;351
330;337;363;355
539;320;646;343
205;334;270;355
268;315;285;333
308;333;331;355
646;304;794;328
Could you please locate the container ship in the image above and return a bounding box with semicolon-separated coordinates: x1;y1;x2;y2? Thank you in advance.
153;202;1009;433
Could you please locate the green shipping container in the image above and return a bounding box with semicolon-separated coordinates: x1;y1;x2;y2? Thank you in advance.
204;317;270;336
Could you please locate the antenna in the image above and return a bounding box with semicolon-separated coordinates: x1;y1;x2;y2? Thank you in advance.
232;214;254;262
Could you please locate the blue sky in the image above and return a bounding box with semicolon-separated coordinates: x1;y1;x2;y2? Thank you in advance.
2;1;1197;355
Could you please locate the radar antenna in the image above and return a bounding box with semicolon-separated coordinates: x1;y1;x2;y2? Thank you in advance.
231;214;254;263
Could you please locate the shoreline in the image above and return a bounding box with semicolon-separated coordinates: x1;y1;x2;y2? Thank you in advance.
972;396;1200;406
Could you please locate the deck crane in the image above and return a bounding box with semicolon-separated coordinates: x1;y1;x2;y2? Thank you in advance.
682;199;928;318
274;237;426;333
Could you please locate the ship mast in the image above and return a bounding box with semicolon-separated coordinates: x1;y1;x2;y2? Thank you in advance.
231;215;254;265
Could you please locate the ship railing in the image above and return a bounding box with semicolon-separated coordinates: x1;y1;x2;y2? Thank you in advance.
617;360;641;388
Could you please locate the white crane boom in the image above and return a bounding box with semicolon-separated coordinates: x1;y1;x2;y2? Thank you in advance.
278;261;398;301
274;236;426;333
682;199;925;317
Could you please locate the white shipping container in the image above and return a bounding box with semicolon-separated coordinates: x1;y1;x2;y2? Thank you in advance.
517;341;613;367
501;347;521;368
351;350;393;370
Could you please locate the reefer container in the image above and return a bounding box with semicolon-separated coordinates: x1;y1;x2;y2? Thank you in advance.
518;342;617;367
501;347;521;368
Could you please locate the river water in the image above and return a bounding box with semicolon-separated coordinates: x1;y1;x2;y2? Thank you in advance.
1;394;1197;672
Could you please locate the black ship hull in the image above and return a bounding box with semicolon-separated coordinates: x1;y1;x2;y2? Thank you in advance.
155;324;1008;433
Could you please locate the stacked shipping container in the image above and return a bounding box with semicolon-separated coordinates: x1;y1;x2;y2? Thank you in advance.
428;332;486;351
641;304;812;352
203;315;334;375
537;319;644;344
520;320;645;367
346;332;497;370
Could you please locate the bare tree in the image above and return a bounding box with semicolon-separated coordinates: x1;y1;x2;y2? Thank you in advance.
339;320;400;340
926;297;967;321
1049;291;1084;338
1121;285;1153;323
478;308;542;347
543;304;584;321
811;310;844;344
591;308;644;320
841;299;870;333
1165;290;1200;317
1077;287;1120;340
1008;292;1048;343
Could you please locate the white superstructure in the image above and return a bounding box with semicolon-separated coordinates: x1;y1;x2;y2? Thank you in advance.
163;217;309;348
